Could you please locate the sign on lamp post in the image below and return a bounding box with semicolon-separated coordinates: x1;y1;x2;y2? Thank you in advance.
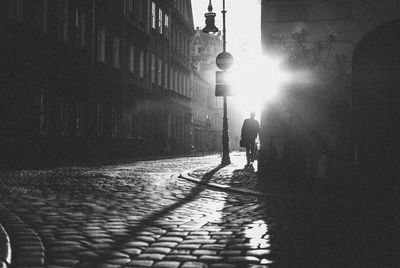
215;52;234;96
216;52;234;71
215;71;233;96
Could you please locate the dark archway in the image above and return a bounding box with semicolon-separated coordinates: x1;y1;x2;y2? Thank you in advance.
352;20;400;182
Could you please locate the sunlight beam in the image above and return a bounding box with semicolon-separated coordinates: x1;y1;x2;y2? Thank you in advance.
229;50;290;118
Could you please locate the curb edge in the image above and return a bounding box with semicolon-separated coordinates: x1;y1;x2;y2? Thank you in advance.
179;171;285;198
0;215;11;267
0;203;45;267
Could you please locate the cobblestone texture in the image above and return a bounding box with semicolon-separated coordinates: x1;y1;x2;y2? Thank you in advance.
0;153;398;267
0;154;276;267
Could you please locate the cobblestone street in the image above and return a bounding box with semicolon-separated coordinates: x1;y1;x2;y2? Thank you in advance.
1;153;398;267
0;154;278;268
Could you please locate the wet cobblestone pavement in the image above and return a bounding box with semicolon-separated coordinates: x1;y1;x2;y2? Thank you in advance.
0;154;278;268
1;153;398;267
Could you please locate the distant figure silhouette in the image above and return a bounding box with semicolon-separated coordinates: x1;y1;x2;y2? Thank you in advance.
241;112;260;166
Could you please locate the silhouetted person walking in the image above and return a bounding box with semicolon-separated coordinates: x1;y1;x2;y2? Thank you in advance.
241;112;260;166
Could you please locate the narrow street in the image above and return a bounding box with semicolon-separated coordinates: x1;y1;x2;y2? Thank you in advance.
2;153;398;267
1;154;276;268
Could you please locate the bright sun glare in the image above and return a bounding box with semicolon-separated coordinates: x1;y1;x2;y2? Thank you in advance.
229;48;290;118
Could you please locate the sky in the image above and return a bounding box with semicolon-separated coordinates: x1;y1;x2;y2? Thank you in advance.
191;0;262;56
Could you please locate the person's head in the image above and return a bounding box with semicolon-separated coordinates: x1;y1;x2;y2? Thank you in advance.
250;112;255;118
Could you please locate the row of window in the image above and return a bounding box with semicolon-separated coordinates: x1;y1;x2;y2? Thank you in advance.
8;0;191;59
9;0;81;42
97;26;147;78
150;1;190;59
192;40;219;56
175;0;189;20
124;0;145;24
193;79;207;100
172;26;191;59
39;94;190;141
193;108;208;123
150;54;191;96
40;94;117;138
131;111;190;141
97;25;191;96
9;0;193;98
192;109;221;128
151;2;169;35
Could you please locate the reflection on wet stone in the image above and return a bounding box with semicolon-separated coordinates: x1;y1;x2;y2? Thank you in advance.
0;155;276;267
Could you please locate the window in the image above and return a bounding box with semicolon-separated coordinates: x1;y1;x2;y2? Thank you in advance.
151;54;155;83
130;111;143;137
169;67;173;89
129;45;135;73
186;39;189;57
151;2;156;29
137;0;143;23
164;63;168;87
97;26;106;62
172;26;175;47
113;37;120;67
164;14;169;30
75;9;80;27
180;72;183;94
177;70;181;92
111;105;117;137
129;111;134;137
42;0;48;33
158;9;163;34
76;103;84;136
182;37;186;56
184;37;187;56
177;32;181;51
336;0;351;19
128;0;133;14
139;50;144;78
96;101;103;136
183;75;186;95
59;101;68;136
124;0;135;19
60;0;69;42
180;72;184;94
174;70;178;91
185;75;188;96
10;0;23;20
40;94;49;134
139;114;144;138
183;0;188;19
157;58;162;85
75;9;86;47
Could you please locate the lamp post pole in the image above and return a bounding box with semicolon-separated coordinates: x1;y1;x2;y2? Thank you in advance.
203;0;231;165
220;0;231;165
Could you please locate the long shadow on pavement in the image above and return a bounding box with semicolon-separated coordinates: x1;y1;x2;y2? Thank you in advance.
90;164;229;265
122;164;225;234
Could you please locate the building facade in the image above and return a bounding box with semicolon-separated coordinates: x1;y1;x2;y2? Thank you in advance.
190;27;224;153
260;0;400;187
0;0;195;168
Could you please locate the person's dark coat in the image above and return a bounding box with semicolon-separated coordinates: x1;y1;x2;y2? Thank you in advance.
241;118;260;141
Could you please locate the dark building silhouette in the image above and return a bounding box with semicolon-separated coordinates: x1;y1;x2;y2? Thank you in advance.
0;0;195;168
260;0;400;188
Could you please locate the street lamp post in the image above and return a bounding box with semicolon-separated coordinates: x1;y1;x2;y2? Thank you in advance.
203;0;231;165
